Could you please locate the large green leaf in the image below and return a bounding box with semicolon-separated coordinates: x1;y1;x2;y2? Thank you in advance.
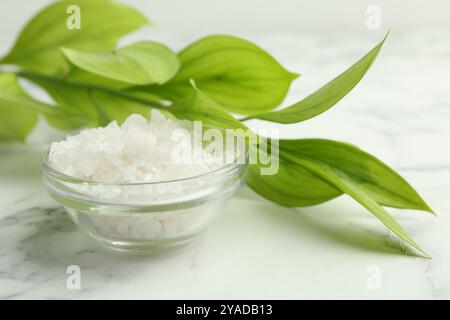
169;84;342;206
279;139;433;213
25;75;97;129
0;0;148;74
170;80;247;130
169;85;429;256
147;35;298;115
89;91;156;124
247;159;342;207
27;75;154;128
0;73;81;141
280;150;429;258
0;73;39;142
243;33;388;123
0;73;90;133
62;41;180;85
169;83;428;213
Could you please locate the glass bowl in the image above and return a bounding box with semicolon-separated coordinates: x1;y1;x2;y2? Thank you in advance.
42;150;247;254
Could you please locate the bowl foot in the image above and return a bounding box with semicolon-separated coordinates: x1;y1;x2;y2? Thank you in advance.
89;233;201;255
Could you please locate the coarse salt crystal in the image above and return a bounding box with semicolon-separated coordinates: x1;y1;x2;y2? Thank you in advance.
49;110;233;184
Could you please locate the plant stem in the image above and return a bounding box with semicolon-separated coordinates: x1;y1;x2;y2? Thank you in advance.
239;115;253;122
15;70;168;110
14;70;251;124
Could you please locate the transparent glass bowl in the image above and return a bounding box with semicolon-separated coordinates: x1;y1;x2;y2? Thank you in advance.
42;151;247;254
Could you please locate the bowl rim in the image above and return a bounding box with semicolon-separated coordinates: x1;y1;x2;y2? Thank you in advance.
42;146;248;187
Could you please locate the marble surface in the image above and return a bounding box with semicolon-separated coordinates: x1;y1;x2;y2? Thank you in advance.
1;30;450;299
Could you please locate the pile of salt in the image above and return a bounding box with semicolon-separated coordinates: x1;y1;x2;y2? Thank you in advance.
48;110;236;240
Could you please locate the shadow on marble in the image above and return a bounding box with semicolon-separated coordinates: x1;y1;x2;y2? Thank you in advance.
0;145;43;185
3;162;419;277
232;188;417;257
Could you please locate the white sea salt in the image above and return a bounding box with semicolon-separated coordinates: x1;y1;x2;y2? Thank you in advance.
49;110;232;184
48;110;239;242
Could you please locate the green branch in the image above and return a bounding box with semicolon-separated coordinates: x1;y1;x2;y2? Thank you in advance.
15;70;168;110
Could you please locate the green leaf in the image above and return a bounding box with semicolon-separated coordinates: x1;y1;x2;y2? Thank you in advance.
244;33;388;123
0;73;90;133
27;74;155;127
148;35;298;115
1;0;148;74
170;84;340;207
279;139;433;213
280;151;429;258
168;84;342;206
90;91;155;124
170;80;247;130
62;65;132;90
44;112;89;131
62;41;180;85
0;73;39;142
168;86;429;257
247;158;342;207
25;75;97;127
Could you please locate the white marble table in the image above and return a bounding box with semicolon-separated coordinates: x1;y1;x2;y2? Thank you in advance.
1;30;449;299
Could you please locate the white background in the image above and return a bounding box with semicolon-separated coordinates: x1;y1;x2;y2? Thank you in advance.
1;0;450;34
2;0;449;59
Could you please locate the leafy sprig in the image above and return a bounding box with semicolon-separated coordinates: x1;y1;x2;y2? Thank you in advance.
0;0;434;257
